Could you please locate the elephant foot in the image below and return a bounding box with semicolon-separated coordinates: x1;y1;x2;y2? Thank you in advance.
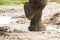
28;25;45;31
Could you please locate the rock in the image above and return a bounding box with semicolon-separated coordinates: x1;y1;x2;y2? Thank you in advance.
42;2;60;25
0;26;10;35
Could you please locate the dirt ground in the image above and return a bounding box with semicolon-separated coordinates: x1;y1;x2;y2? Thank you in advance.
0;2;60;40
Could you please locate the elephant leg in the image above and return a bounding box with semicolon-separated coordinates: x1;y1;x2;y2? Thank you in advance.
24;2;35;20
28;11;45;31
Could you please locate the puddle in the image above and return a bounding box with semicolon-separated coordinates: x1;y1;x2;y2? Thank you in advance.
46;25;60;33
0;16;16;24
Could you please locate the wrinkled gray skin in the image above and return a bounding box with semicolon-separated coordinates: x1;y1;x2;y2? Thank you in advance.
24;0;47;31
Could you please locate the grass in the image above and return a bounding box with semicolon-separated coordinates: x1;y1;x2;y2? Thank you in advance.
48;0;60;2
0;0;28;5
0;0;60;5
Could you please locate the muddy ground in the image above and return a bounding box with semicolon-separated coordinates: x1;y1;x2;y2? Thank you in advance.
0;2;60;40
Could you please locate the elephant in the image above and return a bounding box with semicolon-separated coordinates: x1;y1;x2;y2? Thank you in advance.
24;0;47;31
